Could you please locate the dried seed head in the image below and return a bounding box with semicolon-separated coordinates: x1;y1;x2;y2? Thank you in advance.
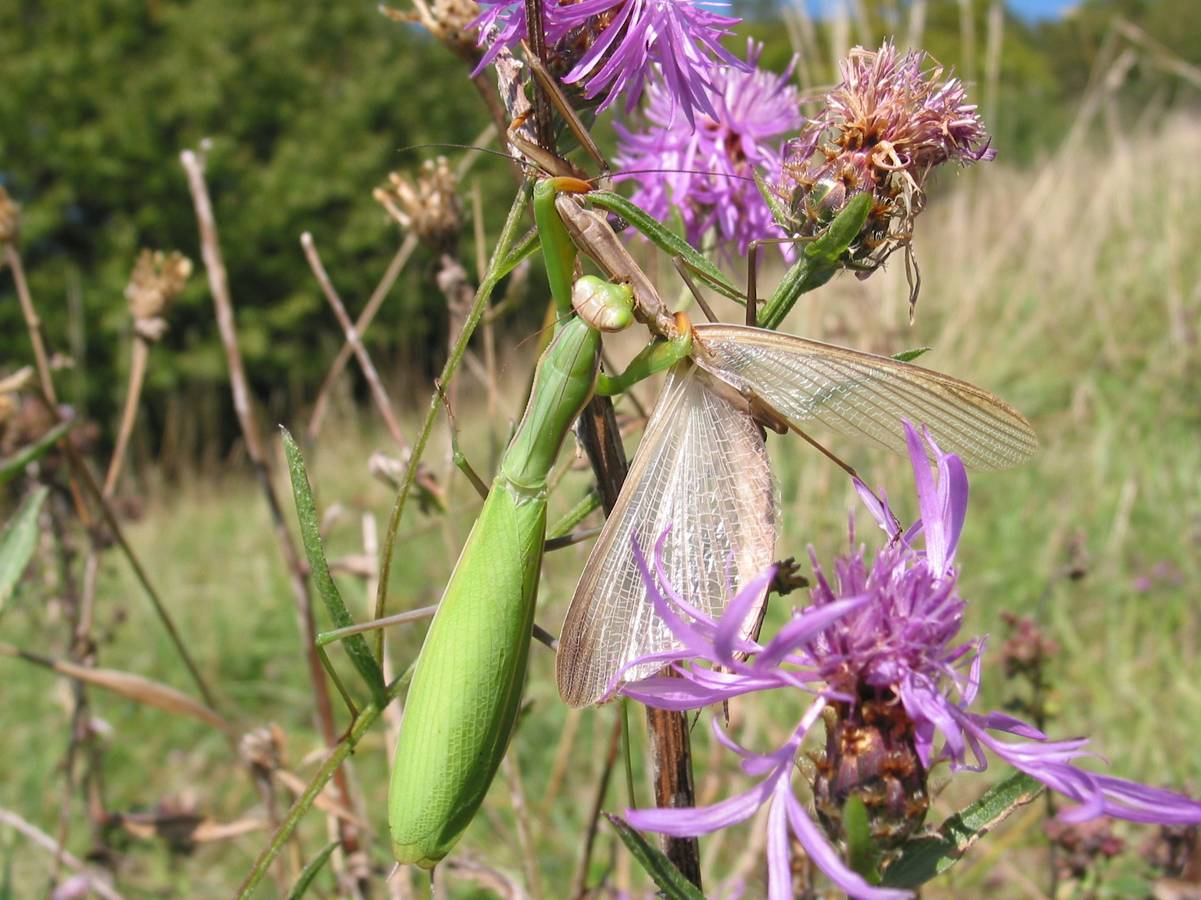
429;0;482;52
385;0;481;57
238;724;286;774
0;187;20;244
780;41;994;282
812;695;929;851
125;249;192;339
374;157;462;253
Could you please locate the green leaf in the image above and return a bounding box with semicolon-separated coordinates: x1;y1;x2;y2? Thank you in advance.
286;840;338;899
892;346;933;363
0;419;73;486
881;772;1043;889
754;169;794;232
0;486;49;611
843;795;882;884
281;428;386;701
586;191;744;305
605;814;705;900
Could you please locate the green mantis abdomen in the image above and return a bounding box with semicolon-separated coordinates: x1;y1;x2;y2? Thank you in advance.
388;313;611;868
388;484;545;867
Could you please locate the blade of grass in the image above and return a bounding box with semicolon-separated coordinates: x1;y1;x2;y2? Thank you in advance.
0;486;48;609
0;643;233;734
285;840;338;899
604;814;705;900
0;419;73;486
282;428;385;702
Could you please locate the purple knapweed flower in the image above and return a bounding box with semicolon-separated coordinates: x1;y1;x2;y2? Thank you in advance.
471;0;742;123
780;41;995;279
619;422;1201;898
614;41;802;257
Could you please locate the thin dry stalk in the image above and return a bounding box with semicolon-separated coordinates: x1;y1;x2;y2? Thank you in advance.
307;233;417;442
502;753;544;900
0;807;124;900
983;0;1005;129
570;709;623;899
472;181;500;418
538;707;582;825
179;145;367;881
4;243;58;405
300;231;408;449
905;0;927;50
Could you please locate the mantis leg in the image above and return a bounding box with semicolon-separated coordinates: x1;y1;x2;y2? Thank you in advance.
533;176;592;318
596;329;693;397
437;381;490;500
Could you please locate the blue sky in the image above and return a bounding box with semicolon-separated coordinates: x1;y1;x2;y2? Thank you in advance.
1006;0;1078;19
799;0;1079;21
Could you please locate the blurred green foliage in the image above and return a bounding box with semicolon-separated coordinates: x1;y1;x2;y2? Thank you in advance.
1;0;1196;460
1;0;509;445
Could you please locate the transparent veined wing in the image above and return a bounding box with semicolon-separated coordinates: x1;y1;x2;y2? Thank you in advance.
556;361;777;709
692;324;1037;470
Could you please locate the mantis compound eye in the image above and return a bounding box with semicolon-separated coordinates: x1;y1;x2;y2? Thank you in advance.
572;275;634;332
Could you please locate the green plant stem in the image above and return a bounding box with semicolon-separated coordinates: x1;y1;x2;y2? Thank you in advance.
756;256;839;331
373;182;536;663
621;698;637;808
235;669;414;899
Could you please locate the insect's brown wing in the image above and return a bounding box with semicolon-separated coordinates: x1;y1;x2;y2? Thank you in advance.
692;324;1038;470
556;361;777;709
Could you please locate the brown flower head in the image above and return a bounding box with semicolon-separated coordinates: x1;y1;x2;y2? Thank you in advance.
0;187;20;244
374;157;462;254
383;0;481;58
781;41;994;280
125;249;192;341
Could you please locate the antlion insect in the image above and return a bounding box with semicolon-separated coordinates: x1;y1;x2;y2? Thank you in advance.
547;179;1037;707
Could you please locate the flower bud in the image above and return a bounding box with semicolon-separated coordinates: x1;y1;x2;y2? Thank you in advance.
812;696;929;851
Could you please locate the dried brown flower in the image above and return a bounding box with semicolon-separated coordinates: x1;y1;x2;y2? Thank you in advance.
374;157;463;253
383;0;481;58
125;249;192;340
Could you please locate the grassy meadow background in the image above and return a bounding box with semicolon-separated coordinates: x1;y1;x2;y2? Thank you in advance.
2;0;1200;896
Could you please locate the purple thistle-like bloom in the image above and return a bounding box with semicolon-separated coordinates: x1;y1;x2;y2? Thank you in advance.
780;41;995;282
620;422;1201;897
471;0;742;123
613;41;802;257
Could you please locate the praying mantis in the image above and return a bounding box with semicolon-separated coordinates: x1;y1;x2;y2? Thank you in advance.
387;178;694;867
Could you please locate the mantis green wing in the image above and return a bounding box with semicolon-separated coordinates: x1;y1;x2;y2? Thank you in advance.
690;324;1038;470
556;361;777;709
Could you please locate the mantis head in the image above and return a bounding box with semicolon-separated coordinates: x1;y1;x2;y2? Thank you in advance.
572;275;635;333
